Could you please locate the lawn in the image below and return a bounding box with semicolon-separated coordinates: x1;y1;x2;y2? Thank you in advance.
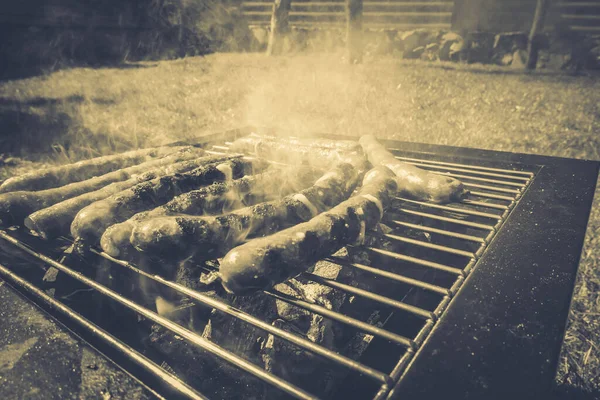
0;52;599;397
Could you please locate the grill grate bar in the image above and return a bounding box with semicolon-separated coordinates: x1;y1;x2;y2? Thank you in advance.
394;161;531;182
460;199;509;210
95;250;392;385
468;190;515;201
430;171;525;188
264;289;416;349
386;220;486;243
460;182;521;194
303;272;435;320
391;155;534;177
0;230;316;400
395;197;502;220
363;247;465;276
395;208;497;230
326;256;450;295
382;233;476;258
0;263;208;400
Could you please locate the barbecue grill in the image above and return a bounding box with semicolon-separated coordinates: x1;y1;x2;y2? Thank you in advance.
0;127;598;400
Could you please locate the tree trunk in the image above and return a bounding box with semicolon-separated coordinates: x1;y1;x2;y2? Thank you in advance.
267;0;292;56
526;0;550;70
346;0;363;64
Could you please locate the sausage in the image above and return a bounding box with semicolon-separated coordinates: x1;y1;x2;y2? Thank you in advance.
100;167;317;257
247;133;362;152
229;136;366;171
69;157;267;244
0;146;179;193
0;146;202;226
219;166;398;295
24;154;237;240
358;135;467;203
129;162;362;263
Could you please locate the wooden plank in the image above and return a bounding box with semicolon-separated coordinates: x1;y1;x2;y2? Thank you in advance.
570;25;600;31
561;13;600;18
557;2;600;7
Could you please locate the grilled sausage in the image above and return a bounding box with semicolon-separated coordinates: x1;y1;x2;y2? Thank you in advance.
0;146;179;193
100;167;317;257
247;133;362;152
229;135;366;170
0;147;202;226
24;154;237;240
70;157;268;244
358;135;467;203
219;166;398;295
129;162;362;263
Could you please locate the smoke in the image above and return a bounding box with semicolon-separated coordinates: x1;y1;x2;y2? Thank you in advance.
242;53;369;137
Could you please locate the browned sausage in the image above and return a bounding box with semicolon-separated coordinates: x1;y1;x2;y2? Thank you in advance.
358;135;467;203
0;146;179;193
219;166;398;295
0;146;201;226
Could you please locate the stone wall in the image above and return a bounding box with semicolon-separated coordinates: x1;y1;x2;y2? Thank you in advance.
249;26;600;71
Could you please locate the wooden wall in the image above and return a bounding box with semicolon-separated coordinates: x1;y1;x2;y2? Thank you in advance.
241;0;455;30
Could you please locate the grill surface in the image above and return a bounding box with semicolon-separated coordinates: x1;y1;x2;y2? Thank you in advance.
0;127;597;400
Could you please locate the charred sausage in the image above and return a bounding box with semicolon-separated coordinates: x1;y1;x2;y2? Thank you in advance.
228;135;366;170
358;135;467;203
100;167;317;257
69;157;267;243
219;166;398;295
0;147;202;226
129;162;362;262
25;154;237;240
0;146;179;193
247;133;361;152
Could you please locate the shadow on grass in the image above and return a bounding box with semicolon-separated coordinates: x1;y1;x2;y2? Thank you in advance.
0;61;157;82
0;95;117;107
0;95;129;159
422;62;600;80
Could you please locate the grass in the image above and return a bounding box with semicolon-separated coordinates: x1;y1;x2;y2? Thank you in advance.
0;52;599;396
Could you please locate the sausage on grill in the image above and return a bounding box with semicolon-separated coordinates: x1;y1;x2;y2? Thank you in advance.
100;167;317;257
247;133;362;152
228;135;366;170
70;157;268;244
219;166;398;295
0;146;180;193
358;135;467;203
0;147;203;226
129;162;362;262
25;154;237;240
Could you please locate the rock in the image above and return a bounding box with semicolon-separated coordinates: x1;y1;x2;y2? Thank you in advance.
510;49;528;69
398;29;429;54
493;31;528;65
439;32;464;61
421;43;440;61
493;32;528;52
500;52;513;66
441;31;462;43
465;31;495;64
250;27;268;46
404;45;425;59
449;40;466;61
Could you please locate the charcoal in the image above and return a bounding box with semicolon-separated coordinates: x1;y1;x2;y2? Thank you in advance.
145;324;267;400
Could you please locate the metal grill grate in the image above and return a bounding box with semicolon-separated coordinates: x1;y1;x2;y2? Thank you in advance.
0;132;537;400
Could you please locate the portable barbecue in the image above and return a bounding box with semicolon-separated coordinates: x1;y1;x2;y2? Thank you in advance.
0;127;598;400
